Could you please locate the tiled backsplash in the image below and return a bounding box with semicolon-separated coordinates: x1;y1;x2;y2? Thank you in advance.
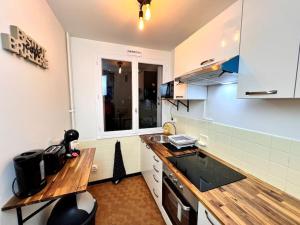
175;116;300;199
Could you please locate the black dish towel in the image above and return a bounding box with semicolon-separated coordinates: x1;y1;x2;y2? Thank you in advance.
112;141;126;184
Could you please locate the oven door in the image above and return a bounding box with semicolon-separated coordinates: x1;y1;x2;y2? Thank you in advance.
162;175;197;225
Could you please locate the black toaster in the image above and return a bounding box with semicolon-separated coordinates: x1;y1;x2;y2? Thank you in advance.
44;145;66;175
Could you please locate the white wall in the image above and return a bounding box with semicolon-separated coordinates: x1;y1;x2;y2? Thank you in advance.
0;0;70;224
207;84;300;140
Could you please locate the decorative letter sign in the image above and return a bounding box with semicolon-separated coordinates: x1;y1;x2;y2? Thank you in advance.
1;25;48;69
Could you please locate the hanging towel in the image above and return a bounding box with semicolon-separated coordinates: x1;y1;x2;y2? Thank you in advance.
112;141;126;184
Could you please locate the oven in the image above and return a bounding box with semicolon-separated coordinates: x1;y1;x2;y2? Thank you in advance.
162;168;198;225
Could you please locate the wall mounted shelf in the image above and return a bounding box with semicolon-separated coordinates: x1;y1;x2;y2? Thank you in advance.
163;99;189;112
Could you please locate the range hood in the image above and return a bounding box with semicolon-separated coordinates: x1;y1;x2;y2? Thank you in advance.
175;55;240;86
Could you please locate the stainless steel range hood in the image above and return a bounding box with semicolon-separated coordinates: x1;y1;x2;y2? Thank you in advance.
175;55;240;86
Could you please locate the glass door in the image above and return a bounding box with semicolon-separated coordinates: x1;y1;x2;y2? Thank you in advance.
101;59;133;132
138;63;163;129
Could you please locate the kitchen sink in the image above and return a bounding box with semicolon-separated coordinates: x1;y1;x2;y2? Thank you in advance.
148;135;169;143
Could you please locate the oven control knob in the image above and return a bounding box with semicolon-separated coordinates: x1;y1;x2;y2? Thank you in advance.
178;184;184;190
169;173;174;178
172;178;178;183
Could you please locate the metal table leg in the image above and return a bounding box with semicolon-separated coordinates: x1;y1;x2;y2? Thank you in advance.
16;207;23;225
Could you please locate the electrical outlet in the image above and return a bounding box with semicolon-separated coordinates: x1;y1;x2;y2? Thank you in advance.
198;134;208;147
91;164;98;173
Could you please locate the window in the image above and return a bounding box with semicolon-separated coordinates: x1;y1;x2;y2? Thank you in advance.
99;58;164;137
138;63;162;129
102;59;132;132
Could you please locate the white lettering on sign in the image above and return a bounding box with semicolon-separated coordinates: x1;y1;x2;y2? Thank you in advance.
1;25;48;69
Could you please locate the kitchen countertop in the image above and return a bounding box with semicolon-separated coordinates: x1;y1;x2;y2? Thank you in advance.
2;148;96;211
140;134;300;225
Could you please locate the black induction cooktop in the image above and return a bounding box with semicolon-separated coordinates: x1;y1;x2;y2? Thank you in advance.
167;152;246;192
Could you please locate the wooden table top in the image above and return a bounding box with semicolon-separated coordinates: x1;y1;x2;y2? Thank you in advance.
2;148;96;211
140;135;300;225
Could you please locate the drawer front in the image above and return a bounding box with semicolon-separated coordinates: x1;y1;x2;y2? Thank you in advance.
198;202;221;225
151;175;162;207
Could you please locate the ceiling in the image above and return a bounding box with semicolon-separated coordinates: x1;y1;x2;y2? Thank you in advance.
47;0;236;50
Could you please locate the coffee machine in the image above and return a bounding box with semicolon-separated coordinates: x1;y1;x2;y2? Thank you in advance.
61;129;80;158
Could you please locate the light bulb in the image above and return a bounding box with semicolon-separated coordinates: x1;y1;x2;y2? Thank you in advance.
139;17;144;30
145;4;151;21
119;67;122;74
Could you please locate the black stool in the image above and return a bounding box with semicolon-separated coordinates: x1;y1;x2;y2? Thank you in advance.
47;192;98;225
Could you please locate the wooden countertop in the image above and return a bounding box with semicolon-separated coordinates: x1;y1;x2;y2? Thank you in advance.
2;148;96;211
140;135;300;225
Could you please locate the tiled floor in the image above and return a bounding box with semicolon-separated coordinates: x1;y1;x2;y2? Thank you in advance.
88;175;166;225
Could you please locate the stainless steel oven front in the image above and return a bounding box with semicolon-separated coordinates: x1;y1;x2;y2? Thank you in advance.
162;165;198;225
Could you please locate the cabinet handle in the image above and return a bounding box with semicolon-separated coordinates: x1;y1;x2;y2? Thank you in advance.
152;188;159;198
176;96;183;98
153;155;159;162
146;145;150;149
201;58;215;66
245;90;277;95
153;174;159;183
153;165;159;173
205;210;215;225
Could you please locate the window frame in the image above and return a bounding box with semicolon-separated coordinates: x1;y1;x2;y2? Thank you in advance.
96;54;165;139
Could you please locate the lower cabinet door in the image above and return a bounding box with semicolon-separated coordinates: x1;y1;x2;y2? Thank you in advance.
197;202;221;225
151;162;162;207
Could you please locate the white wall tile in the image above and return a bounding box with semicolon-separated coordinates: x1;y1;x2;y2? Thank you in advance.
267;162;288;180
270;149;289;167
286;182;300;199
271;136;292;153
288;154;300;172
287;168;300;187
290;140;300;157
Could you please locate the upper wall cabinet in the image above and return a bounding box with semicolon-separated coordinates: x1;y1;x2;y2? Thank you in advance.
237;0;300;98
174;0;243;78
174;83;207;100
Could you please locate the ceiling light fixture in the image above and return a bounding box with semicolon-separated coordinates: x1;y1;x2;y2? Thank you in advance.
138;9;144;31
137;0;152;30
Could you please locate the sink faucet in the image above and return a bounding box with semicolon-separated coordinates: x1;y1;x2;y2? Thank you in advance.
162;122;176;135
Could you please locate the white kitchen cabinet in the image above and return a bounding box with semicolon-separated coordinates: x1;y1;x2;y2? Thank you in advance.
174;0;242;78
140;140;163;208
198;202;221;225
140;140;152;188
174;83;207;100
150;153;163;207
237;0;300;98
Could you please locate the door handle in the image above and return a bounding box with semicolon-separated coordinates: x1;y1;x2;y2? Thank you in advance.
152;188;159;198
245;90;277;95
201;58;215;66
163;179;190;211
153;174;159;183
205;210;215;225
153;155;159;163
153;165;159;173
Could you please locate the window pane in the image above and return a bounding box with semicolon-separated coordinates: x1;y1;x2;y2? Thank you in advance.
138;63;162;129
102;59;132;131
